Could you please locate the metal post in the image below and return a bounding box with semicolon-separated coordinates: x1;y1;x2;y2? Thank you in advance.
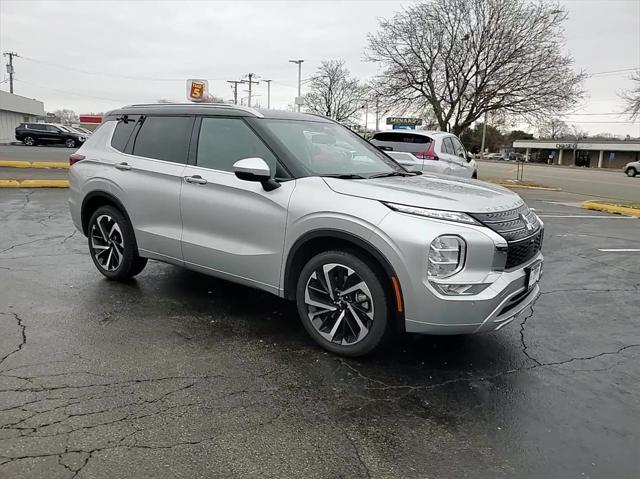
598;150;604;168
263;79;272;109
375;96;380;131
289;60;304;112
364;102;368;133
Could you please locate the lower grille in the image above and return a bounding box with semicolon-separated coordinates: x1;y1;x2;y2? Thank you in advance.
505;229;543;269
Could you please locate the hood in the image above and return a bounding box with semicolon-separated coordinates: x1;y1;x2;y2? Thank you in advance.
323;173;524;213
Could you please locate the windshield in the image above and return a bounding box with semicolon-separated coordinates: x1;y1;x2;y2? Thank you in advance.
262;119;406;178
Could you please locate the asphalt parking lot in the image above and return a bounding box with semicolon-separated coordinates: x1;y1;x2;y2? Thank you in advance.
1;186;639;478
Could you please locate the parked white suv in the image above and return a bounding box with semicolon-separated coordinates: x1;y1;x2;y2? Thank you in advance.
69;103;543;356
370;130;478;178
624;160;639;177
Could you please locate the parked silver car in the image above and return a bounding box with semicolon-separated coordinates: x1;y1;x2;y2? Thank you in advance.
370;130;478;178
624;160;639;177
69;103;543;356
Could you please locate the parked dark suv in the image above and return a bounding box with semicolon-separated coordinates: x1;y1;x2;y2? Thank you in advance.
15;123;87;148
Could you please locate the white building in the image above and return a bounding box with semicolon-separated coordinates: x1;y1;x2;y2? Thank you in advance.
513;139;640;169
0;90;45;144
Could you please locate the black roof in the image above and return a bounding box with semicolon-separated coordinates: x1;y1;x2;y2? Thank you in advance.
104;103;332;123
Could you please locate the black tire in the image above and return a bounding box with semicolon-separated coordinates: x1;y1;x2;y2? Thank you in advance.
296;250;390;357
626;167;637;177
472;171;478;179
87;205;147;281
65;138;77;148
23;136;35;146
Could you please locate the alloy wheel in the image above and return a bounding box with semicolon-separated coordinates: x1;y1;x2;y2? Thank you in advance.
304;263;374;345
24;137;34;146
90;214;124;271
65;139;76;148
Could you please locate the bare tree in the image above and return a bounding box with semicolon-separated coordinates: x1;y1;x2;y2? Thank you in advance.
366;0;585;135
304;60;366;122
537;118;569;139
54;109;78;125
620;70;640;120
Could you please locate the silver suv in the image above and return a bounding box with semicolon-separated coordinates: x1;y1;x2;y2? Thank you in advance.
69;103;543;356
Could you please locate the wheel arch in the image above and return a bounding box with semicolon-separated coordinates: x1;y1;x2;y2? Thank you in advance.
81;190;133;237
283;229;405;330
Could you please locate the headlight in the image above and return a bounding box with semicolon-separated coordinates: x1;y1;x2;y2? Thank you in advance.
384;203;480;225
428;235;466;278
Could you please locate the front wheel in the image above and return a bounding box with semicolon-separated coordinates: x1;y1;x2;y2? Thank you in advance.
23;136;35;146
65;138;77;148
626;168;637;177
296;250;390;356
87;205;147;281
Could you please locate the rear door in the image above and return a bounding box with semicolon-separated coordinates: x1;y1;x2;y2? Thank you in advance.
180;116;294;294
449;136;472;177
109;114;193;261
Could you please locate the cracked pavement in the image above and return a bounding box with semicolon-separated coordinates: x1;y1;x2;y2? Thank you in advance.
1;188;639;478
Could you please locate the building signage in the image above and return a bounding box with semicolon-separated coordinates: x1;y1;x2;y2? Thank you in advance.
556;143;577;149
386;117;423;126
187;79;208;102
79;115;102;124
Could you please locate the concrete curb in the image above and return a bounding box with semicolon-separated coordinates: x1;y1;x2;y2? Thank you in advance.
581;201;640;218
0;179;69;188
0;160;69;169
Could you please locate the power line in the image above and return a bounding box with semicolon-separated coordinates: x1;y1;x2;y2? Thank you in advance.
588;67;638;77
13;78;131;103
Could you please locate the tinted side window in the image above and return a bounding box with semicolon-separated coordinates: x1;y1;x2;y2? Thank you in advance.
132;116;194;164
373;132;429;144
442;137;455;154
111;115;140;152
46;125;61;132
196;117;278;173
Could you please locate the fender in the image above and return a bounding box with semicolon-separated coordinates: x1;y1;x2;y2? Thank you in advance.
81;189;133;236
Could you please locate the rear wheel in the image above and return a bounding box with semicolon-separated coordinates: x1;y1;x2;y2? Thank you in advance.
23;136;35;146
65;138;77;148
626;167;637;177
296;250;390;356
87;205;147;281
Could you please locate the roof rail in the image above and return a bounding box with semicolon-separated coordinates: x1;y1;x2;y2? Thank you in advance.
120;102;264;118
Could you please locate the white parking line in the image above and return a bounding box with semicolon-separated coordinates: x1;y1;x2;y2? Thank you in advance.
537;215;637;219
598;249;640;252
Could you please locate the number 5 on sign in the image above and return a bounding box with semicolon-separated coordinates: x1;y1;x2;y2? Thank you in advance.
187;79;208;102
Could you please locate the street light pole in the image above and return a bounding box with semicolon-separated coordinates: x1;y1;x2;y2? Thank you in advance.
480;111;488;159
263;79;272;109
288;59;304;112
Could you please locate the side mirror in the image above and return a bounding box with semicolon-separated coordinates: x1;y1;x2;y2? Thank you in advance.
232;157;280;191
377;145;393;151
466;152;473;162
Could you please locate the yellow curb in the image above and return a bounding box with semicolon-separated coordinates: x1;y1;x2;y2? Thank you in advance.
488;181;561;191
0;160;69;169
0;160;31;168
581;201;640;218
0;179;69;188
0;179;20;187
31;162;69;169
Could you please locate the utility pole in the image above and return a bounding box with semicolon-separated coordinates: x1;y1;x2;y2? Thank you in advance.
243;73;259;107
375;95;380;131
263;79;272;109
3;52;18;94
288;59;304;112
363;102;369;133
227;80;243;105
480;111;488;160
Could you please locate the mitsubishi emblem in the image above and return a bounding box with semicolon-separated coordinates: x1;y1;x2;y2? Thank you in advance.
520;213;535;232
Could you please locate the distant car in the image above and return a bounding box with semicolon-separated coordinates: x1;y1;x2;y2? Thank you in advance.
70;126;93;135
624;160;639;177
484;153;506;160
370;130;477;178
15;122;87;148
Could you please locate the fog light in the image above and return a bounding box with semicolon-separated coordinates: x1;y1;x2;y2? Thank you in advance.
433;283;490;296
428;235;465;278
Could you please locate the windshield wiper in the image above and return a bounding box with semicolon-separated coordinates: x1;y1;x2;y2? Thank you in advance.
368;171;415;179
321;174;367;179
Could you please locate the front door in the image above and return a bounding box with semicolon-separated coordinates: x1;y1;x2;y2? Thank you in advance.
180;116;295;294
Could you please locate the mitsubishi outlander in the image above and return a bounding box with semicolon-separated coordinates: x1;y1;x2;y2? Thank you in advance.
68;103;543;356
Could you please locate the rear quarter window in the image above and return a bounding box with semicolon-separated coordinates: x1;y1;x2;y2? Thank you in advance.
111;115;141;152
372;132;430;144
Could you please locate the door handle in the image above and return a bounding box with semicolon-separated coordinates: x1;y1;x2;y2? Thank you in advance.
115;162;131;171
184;175;207;185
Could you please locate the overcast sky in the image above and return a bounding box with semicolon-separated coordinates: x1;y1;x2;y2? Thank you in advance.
1;0;638;136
